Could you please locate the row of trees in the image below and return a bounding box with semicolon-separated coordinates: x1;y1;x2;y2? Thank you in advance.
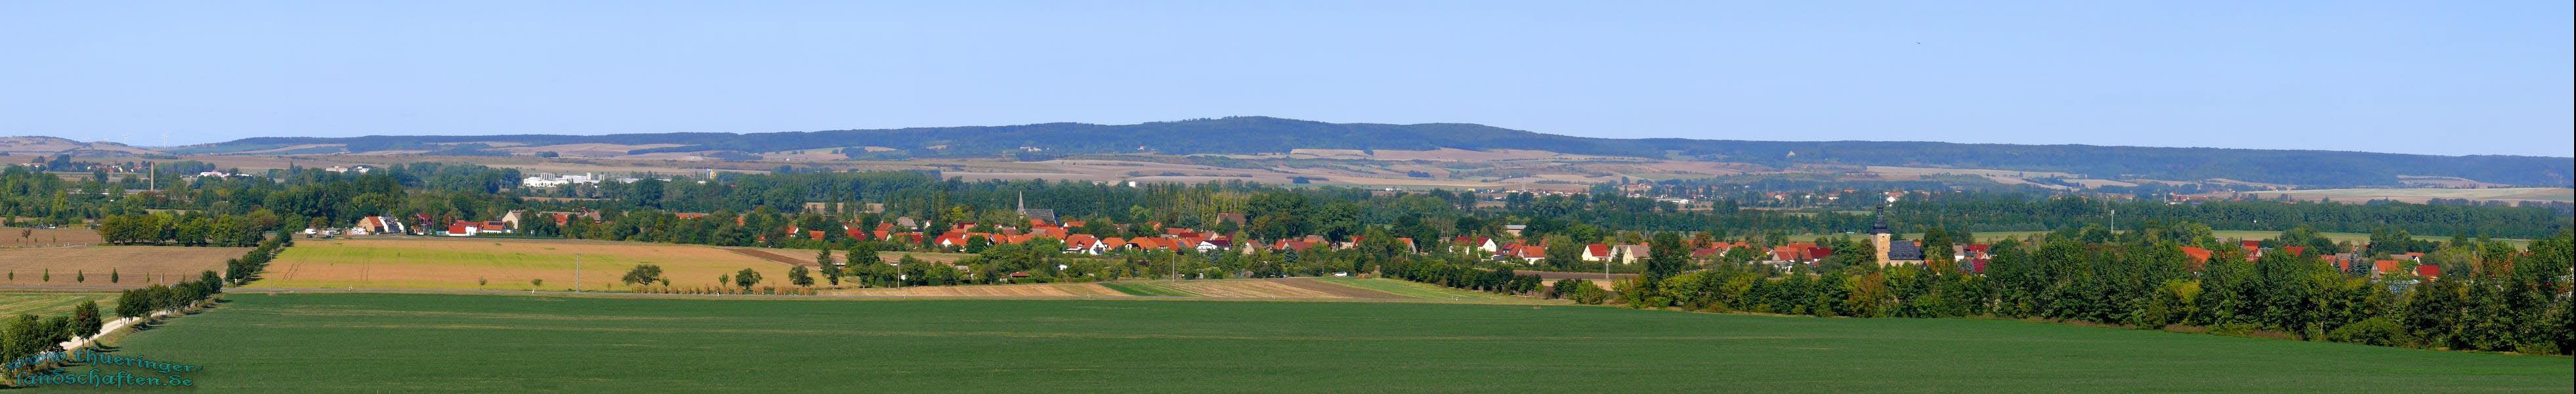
114;271;224;320
96;211;278;246
1611;228;2575;355
222;232;292;286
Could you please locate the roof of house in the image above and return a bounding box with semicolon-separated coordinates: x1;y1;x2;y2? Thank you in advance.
2180;246;2213;263
1586;244;1611;257
2416;265;2441;278
2373;260;2403;274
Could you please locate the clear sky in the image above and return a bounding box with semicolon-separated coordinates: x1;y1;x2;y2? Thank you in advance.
4;1;2569;156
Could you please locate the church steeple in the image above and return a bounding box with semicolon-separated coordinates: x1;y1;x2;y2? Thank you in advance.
1869;206;1891;234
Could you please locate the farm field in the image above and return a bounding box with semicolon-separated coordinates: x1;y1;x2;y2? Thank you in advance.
0;293;114;316
0;227;104;248
1786;230;2525;247
822;282;1130;297
2209;187;2575;204
246;237;798;291
725;247;980;266
104;293;2573;392
1311;277;1520;301
0;246;248;289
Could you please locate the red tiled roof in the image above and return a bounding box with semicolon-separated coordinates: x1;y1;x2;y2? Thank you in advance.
2415;265;2441;278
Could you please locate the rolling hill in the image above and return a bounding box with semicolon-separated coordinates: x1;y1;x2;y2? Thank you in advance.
53;117;2576;187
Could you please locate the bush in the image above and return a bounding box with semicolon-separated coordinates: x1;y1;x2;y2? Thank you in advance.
2325;317;2413;347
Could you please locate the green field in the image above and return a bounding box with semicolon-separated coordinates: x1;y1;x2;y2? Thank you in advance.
1315;277;1519;300
0;293;114;316
92;293;2570;392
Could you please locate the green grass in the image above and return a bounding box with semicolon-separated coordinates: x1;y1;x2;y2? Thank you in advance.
1315;277;1519;301
1097;281;1196;296
0;293;114;316
94;293;2571;392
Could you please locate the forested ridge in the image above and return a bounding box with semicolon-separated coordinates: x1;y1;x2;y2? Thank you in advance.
197;116;2571;186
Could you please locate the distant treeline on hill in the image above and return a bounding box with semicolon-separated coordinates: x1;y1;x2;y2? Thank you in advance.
198;117;2570;187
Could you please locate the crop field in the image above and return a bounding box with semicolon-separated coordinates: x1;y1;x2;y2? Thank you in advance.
0;293;114;316
822;282;1130;297
104;293;2572;392
0;246;248;289
1311;277;1520;300
2228;187;2575;204
1787;230;2527;247
0;227;104;248
246;238;798;291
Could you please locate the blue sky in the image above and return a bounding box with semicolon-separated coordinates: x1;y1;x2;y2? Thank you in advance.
4;1;2569;156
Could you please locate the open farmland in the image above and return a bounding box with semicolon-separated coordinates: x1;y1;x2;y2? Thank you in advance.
246;237;798;291
102;293;2574;392
0;246;247;289
2212;187;2575;204
0;293;115;316
0;227;104;248
822;282;1130;297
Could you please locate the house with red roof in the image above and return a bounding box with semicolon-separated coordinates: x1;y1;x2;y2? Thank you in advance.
2415;265;2441;280
1452;236;1498;253
1582;244;1613;262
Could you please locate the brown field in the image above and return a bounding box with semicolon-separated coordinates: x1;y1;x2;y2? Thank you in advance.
1536;279;1618;291
1;227;104;248
1272;278;1408;299
821;282;1130;297
249;237;800;291
1154;279;1349;298
2197;187;2575;204
0;246;250;289
1518;270;1637;280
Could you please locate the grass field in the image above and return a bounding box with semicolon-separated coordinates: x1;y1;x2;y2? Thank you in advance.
0;246;249;289
0;293;114;316
247;237;797;291
100;293;2571;392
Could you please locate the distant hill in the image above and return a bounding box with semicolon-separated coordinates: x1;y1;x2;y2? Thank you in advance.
161;116;2576;187
0;136;159;157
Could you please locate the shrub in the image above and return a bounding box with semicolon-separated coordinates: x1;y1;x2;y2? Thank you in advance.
2325;317;2414;347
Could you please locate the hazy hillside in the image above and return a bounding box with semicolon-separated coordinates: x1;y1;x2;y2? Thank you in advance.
175;116;2576;187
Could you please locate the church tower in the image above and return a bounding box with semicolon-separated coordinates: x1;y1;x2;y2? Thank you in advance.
1870;206;1893;266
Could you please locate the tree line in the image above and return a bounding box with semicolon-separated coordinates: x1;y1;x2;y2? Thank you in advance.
1611;226;2575;355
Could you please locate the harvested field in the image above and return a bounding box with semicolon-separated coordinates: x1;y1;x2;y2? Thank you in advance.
0;227;104;248
1311;278;1522;300
1155;279;1347;298
728;247;979;265
1517;271;1637;280
2207;187;2575;204
0;246;249;289
0;293;117;315
822;283;1128;297
1538;279;1618;291
248;237;798;291
1274;278;1407;299
1097;281;1198;296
